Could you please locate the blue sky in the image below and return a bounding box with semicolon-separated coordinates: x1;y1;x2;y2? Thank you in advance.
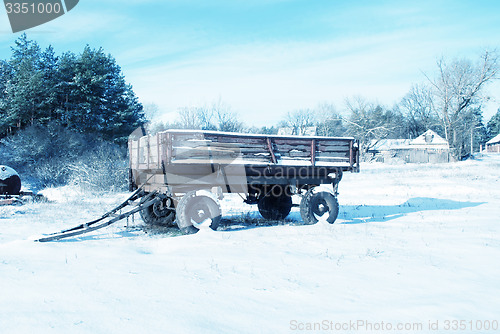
1;0;500;126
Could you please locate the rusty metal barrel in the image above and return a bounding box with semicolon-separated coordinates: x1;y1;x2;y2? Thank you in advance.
0;165;21;195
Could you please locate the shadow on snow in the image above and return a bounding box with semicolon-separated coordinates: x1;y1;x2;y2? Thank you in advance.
220;197;484;230
52;197;484;241
338;197;484;225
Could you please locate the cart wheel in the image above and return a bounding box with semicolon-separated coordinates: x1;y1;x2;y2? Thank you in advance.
176;190;222;234
140;194;176;226
257;187;293;220
300;188;339;225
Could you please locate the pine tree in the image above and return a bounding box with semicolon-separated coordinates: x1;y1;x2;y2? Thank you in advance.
0;60;13;136
0;35;145;144
38;45;59;123
67;46;144;144
487;109;500;139
55;51;78;127
4;34;44;131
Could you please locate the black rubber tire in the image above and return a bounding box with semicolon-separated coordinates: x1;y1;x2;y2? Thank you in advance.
257;187;293;221
176;191;222;234
300;188;339;225
140;195;176;226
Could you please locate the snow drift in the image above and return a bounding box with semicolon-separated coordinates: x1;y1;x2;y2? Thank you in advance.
0;154;499;333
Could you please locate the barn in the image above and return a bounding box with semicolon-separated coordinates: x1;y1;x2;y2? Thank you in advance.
485;133;500;153
401;130;453;163
369;130;454;163
367;139;411;162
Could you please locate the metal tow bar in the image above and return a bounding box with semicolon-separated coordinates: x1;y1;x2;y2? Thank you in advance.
36;188;159;242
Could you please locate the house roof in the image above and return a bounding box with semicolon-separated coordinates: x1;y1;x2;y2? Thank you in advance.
369;130;451;152
369;139;411;151
277;126;317;136
486;133;500;145
410;129;449;148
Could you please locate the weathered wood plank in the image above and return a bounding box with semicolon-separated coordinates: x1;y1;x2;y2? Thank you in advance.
172;140;267;151
171;157;270;164
206;136;268;145
316;151;350;158
280;151;311;158
275;144;349;152
173;146;266;155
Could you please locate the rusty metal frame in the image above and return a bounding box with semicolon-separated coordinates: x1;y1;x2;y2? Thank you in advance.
266;137;277;164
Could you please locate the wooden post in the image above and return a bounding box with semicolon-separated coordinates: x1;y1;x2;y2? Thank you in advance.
471;127;474;156
356;141;360;172
147;135;150;170
166;132;172;163
310;139;316;166
156;133;160;169
349;140;353;167
128;138;132;170
136;137;140;170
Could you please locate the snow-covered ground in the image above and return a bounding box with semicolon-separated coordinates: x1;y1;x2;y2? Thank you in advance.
1;154;500;333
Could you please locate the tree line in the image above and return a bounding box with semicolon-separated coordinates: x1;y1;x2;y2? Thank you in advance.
1;34;498;162
0;34;145;145
0;35;145;190
153;50;499;159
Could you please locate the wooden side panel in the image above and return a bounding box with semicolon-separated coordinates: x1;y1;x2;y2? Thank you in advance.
129;139;140;169
129;131;358;172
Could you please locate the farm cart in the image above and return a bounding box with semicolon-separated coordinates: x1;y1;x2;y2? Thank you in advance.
129;130;359;234
37;130;359;242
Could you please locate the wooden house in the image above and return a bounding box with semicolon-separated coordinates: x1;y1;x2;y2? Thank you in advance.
485;134;500;153
369;130;454;163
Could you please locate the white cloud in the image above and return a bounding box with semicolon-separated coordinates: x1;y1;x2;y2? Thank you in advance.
125;29;470;126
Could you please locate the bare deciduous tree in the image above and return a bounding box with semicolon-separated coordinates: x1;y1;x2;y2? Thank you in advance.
343;97;402;153
399;84;441;138
211;99;242;132
177;99;242;132
178;106;203;129
282;109;316;135
277;104;347;137
425;50;498;157
314;103;346;137
143;103;159;122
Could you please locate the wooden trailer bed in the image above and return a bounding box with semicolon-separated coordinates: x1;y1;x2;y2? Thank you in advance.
129;130;359;191
128;129;359;233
